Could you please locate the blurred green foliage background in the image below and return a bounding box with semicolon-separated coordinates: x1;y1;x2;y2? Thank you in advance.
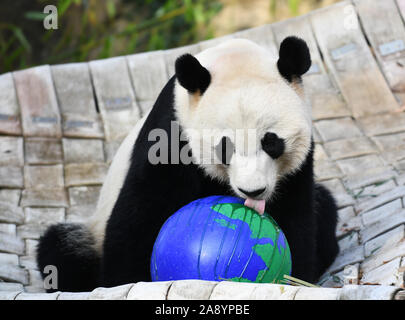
0;0;339;73
0;0;222;73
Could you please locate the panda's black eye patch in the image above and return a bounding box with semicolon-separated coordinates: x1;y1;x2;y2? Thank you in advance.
215;136;234;166
261;132;285;159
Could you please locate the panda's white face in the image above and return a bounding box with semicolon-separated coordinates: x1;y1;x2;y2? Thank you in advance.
174;38;312;202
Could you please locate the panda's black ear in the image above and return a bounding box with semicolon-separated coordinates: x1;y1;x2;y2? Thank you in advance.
277;36;311;82
175;54;211;94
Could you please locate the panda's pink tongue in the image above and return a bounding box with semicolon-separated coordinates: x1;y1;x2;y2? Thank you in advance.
244;198;266;215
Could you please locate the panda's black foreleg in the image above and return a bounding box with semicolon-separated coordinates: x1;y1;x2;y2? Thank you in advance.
275;184;339;284
100;198;171;287
313;183;339;279
274;210;319;283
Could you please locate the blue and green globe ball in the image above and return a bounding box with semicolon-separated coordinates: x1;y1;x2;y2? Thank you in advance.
151;195;292;283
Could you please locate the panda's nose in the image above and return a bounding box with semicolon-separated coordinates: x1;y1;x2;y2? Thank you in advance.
238;187;266;198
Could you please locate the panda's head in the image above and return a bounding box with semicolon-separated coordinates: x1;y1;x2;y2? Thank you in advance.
174;37;312;202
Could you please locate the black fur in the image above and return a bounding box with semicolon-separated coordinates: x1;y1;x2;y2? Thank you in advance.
175;54;211;94
100;76;339;287
261;132;285;159
100;77;232;286
265;142;339;282
215;136;234;165
277;36;311;82
36;223;100;292
38;49;338;290
314;184;340;276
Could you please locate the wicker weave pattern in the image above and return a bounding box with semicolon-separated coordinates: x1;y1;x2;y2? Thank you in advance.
0;0;404;299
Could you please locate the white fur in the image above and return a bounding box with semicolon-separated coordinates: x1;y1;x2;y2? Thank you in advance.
175;38;312;200
87;109;151;253
87;38;312;253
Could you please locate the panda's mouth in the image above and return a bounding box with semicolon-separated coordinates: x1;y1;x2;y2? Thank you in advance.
244;198;266;215
232;186;268;215
237;187;266;198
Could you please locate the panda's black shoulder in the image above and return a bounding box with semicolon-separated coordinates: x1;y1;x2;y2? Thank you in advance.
119;75;231;202
134;76;177;153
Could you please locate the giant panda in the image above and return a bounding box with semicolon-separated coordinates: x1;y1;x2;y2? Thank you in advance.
37;36;339;292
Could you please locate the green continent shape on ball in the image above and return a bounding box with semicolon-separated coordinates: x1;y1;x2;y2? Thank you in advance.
214;218;237;230
211;202;291;283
